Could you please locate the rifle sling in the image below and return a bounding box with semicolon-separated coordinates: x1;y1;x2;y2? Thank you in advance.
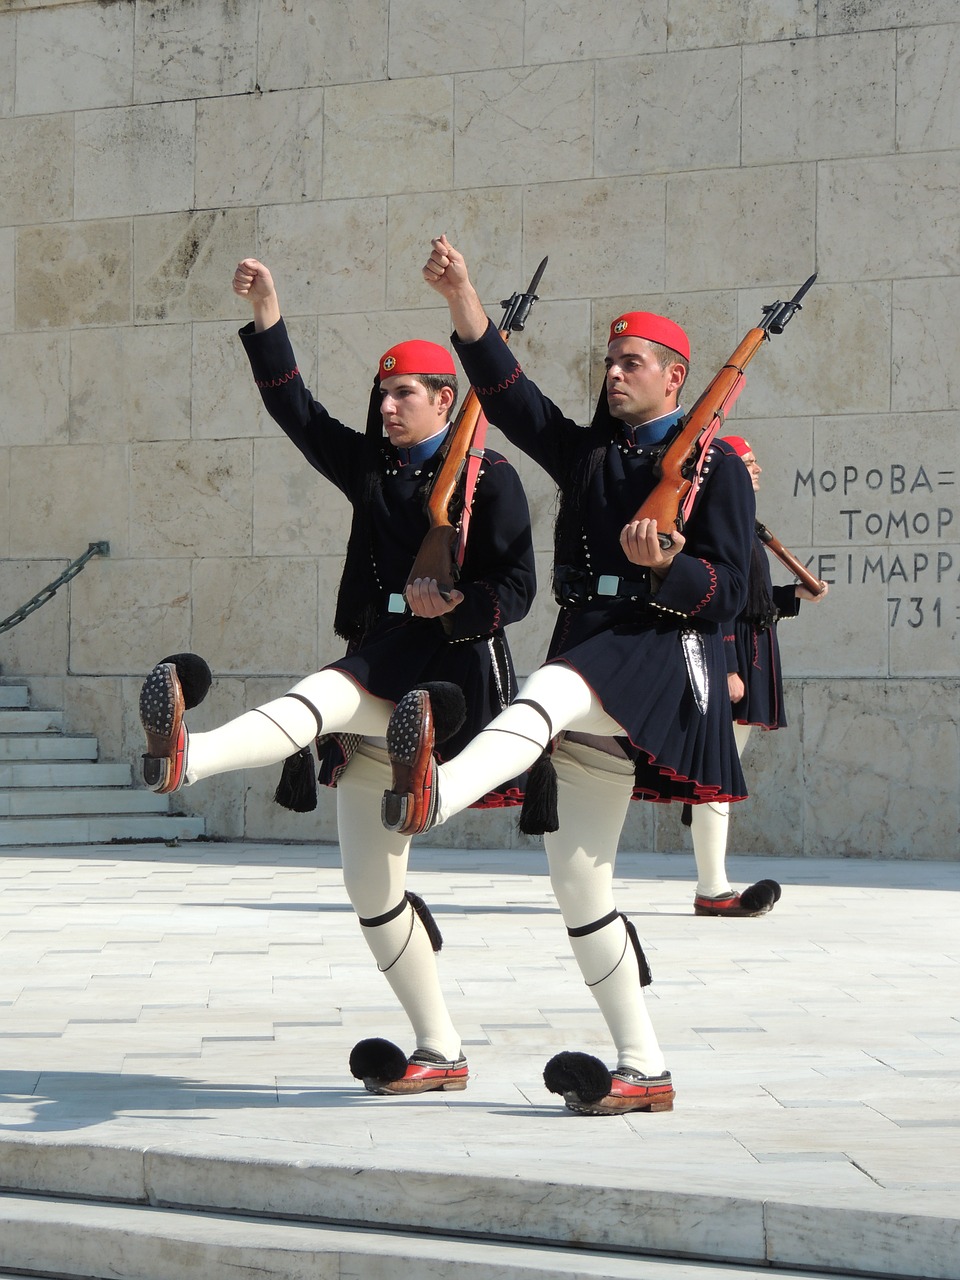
455;412;490;566
679;370;746;525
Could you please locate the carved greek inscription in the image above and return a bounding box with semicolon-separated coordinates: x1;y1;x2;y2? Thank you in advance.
793;462;958;641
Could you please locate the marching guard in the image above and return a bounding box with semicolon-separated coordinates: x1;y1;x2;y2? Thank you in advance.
139;258;535;1097
687;435;829;917
380;237;758;1116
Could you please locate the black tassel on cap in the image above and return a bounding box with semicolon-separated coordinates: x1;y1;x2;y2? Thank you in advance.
160;653;212;710
518;752;559;835
406;891;443;952
274;746;318;812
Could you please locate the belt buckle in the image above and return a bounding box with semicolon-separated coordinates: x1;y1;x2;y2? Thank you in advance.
596;574;620;597
387;592;407;614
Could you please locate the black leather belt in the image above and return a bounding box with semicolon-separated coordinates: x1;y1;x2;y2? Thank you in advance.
553;566;651;608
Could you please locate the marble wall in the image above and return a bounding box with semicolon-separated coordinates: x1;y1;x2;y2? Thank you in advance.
0;0;957;858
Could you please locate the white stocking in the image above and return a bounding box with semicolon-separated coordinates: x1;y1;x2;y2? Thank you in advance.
435;663;622;824
546;740;666;1077
185;670;391;785
338;747;460;1060
689;722;753;896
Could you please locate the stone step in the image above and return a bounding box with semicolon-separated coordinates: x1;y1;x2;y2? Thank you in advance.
0;1191;847;1280
0;679;206;845
0;735;99;762
0;708;64;733
0;761;133;788
0;787;171;817
0;814;205;846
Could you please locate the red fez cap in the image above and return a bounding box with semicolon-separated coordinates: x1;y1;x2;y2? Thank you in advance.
721;435;752;458
378;340;456;381
608;311;690;362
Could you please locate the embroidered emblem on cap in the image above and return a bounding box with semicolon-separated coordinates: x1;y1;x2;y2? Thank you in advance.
382;356;396;372
608;311;690;360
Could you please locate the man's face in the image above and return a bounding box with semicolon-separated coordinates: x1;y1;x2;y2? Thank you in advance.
379;375;452;448
604;336;684;426
739;450;762;491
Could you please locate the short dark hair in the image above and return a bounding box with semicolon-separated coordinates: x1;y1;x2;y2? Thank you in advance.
416;372;459;415
648;341;689;378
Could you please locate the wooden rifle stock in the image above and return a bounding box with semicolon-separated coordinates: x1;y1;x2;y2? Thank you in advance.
755;519;825;596
632;274;817;548
404;386;487;599
404;257;548;600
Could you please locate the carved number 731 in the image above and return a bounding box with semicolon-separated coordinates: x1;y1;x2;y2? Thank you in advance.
887;597;942;628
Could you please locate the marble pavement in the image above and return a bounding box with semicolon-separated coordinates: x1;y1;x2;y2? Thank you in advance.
0;841;957;1278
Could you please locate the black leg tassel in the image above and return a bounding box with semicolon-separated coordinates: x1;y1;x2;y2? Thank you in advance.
274;746;318;812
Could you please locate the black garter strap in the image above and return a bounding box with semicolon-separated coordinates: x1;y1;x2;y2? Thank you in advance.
568;909;653;988
284;692;324;736
359;892;443;961
512;697;554;742
358;897;408;930
567;908;620;938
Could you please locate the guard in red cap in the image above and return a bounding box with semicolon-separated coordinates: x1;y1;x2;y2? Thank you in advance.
685;436;829;917
378;236;758;1118
137;258;535;1099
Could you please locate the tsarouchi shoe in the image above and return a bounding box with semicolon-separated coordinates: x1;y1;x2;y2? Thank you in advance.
381;687;440;835
694;879;781;917
139;653;211;794
544;1050;675;1115
349;1037;468;1096
140;662;188;794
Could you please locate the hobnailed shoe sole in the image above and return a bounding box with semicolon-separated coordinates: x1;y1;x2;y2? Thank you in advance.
139;662;187;794
382;688;437;835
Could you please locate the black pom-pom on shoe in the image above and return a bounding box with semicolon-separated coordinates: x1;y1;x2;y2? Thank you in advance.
543;1051;612;1105
759;878;782;904
348;1037;408;1082
414;681;466;745
738;879;781;915
159;653;212;710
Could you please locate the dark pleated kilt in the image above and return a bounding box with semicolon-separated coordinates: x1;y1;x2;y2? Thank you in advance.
323;614;523;808
730;618;788;731
547;604;747;805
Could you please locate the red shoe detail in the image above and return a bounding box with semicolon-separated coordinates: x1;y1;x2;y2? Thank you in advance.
565;1069;675;1115
694;891;743;916
363;1051;468;1096
694;880;780;917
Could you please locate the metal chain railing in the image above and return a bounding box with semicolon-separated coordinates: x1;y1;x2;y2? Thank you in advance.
0;542;110;636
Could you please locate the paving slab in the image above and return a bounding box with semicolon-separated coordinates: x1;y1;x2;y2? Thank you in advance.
0;842;957;1279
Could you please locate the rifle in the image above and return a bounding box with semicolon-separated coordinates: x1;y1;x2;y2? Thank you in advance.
755;519;825;596
403;256;548;599
633;274;817;548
